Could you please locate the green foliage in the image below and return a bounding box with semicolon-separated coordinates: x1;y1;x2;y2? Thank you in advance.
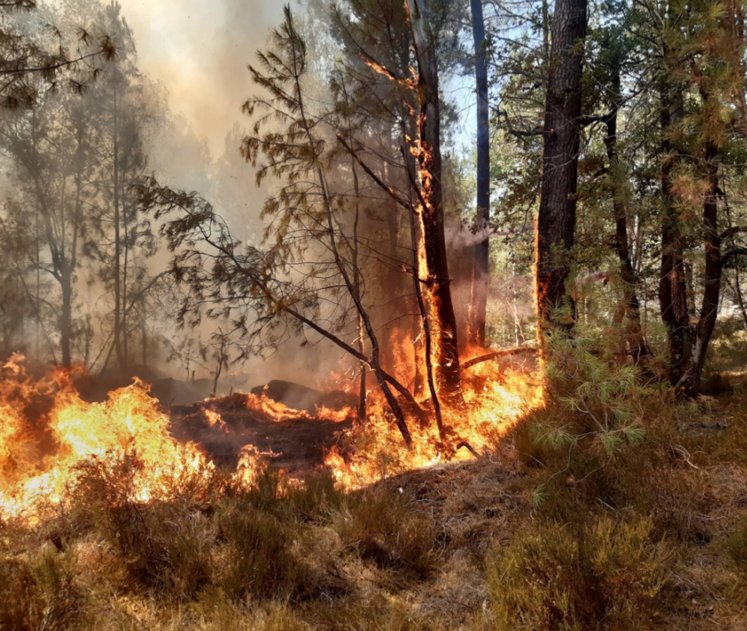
540;328;650;457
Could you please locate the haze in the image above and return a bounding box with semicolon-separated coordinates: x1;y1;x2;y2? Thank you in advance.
118;0;284;156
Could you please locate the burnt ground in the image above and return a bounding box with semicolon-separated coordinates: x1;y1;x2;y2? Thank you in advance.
70;369;358;474
169;392;354;474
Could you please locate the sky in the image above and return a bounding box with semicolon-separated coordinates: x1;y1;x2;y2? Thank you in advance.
117;0;285;157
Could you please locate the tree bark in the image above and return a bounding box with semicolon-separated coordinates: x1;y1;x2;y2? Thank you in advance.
405;0;463;400
60;269;72;367
658;87;692;386
469;0;490;348
603;60;650;363
113;83;124;369
677;140;721;395
732;267;747;330
534;0;588;341
351;158;367;421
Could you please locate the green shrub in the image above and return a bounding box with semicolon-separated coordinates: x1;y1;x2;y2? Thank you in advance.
487;515;670;631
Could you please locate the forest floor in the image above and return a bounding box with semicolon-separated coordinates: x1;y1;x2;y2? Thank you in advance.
3;348;747;630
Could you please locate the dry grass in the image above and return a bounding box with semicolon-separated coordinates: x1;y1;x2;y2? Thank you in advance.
487;515;671;630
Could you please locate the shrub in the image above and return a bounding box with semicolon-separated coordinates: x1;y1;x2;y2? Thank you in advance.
725;517;747;576
234;467;342;522
487;515;671;631
336;487;439;578
0;556;43;631
282;471;343;522
70;456;213;600
28;543;85;630
215;500;313;601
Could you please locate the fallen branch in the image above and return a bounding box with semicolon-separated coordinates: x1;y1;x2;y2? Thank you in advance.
462;346;538;370
455;440;479;458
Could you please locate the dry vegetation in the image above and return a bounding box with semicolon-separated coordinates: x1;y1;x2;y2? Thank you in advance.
2;341;747;631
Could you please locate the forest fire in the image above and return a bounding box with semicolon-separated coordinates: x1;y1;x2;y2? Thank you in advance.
0;355;212;525
0;352;541;525
325;354;543;487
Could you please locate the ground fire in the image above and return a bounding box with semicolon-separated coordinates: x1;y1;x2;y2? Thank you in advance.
2;0;747;628
0;351;541;524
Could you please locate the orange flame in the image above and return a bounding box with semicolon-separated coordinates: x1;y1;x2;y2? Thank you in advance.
324;357;543;488
0;355;212;524
0;346;542;524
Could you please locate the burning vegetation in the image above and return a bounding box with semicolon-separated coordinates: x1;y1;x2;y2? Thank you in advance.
2;0;747;628
0;350;542;525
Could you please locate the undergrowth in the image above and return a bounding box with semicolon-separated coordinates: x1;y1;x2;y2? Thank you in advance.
1;329;747;629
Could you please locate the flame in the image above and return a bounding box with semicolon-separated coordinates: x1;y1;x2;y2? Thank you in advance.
0;354;213;525
204;408;231;433
324;357;543;488
0;344;542;524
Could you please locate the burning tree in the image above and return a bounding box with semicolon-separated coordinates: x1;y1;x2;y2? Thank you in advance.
142;3;480;446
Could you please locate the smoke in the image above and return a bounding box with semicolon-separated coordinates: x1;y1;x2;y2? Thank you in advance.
118;0;285;157
111;0;356;390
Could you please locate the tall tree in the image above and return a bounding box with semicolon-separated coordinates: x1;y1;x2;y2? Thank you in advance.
534;0;588;340
404;0;463;398
468;0;491;348
1;93;97;365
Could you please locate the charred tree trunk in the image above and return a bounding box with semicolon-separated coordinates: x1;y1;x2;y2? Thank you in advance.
400;121;427;397
351;158;367;421
122;181;129;367
140;296;148;366
603;60;650;363
406;0;463;400
534;0;588;341
659;88;692;386
469;0;490;348
113;84;124;370
211;331;227;398
60;269;72;367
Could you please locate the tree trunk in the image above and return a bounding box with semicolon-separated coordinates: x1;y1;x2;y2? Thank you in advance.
469;0;490;348
60;270;72;367
603;61;650;363
406;0;463;400
113;85;124;369
351;158;367;421
732;267;747;330
401;122;427;397
677;140;721;395
534;0;588;341
658;87;692;386
141;296;148;366
122;179;129;366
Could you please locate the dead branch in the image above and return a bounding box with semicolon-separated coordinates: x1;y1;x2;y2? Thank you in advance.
462;346;538;370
